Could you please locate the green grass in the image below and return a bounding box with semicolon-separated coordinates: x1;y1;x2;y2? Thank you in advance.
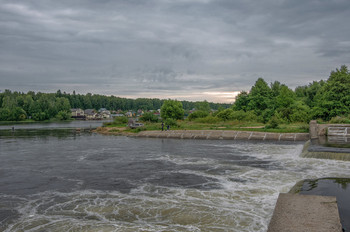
110;120;309;133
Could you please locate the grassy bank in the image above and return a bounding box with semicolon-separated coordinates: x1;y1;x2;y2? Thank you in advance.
104;120;309;133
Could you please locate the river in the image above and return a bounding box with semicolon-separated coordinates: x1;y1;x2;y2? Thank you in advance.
1;123;350;231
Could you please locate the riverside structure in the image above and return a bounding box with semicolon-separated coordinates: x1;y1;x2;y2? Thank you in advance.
135;130;310;141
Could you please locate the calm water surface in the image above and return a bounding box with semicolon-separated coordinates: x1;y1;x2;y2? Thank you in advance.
0;120;109;130
1;128;350;232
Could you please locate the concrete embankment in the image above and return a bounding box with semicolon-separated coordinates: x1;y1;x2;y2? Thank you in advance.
135;130;309;141
268;193;342;232
301;140;350;161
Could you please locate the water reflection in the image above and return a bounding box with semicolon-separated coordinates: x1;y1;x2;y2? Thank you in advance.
0;120;110;130
0;128;89;139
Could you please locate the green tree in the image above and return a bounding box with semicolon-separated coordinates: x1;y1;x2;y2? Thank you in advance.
140;112;159;122
276;85;296;108
161;100;184;120
247;78;272;113
195;100;210;112
295;80;324;107
188;111;209;121
233;91;250;111
312;65;350;120
216;108;234;121
2;96;17;109
271;81;282;97
0;108;11;121
56;110;71;120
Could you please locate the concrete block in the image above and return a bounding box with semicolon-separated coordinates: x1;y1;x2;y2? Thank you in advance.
268;193;342;232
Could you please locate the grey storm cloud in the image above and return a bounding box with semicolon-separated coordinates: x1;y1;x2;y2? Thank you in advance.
0;0;349;102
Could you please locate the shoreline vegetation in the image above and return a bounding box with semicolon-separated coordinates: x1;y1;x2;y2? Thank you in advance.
100;121;310;134
1;65;349;131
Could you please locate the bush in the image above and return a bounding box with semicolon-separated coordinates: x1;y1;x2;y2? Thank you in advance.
329;115;350;124
113;116;128;125
188;111;209;121
216;109;258;122
195;116;221;123
216;109;234;121
261;109;275;123
56;111;71;120
32;112;48;121
164;118;178;128
135;127;146;132
140;112;159;122
231;110;258;122
298;124;309;133
265;116;280;129
290;110;311;123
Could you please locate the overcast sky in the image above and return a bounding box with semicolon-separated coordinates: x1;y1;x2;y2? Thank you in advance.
0;0;349;103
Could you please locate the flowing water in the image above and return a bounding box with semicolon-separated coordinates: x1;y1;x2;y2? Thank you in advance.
1;128;350;232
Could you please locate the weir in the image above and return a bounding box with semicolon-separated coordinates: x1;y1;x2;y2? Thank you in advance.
303;121;350;161
135;130;309;141
309;120;350;138
269;123;350;231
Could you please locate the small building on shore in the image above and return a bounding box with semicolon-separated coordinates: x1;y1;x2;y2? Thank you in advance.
71;108;85;120
84;109;97;120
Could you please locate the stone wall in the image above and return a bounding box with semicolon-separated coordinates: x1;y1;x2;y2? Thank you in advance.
136;130;309;141
309;120;350;137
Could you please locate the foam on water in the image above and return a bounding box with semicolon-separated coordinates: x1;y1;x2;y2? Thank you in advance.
1;135;350;232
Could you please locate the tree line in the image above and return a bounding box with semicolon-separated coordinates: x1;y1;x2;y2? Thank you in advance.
161;65;350;125
214;65;349;124
1;65;349;123
0;90;231;121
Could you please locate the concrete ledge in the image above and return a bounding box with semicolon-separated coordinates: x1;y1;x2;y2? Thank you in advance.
301;140;350;161
135;130;309;141
268;193;342;232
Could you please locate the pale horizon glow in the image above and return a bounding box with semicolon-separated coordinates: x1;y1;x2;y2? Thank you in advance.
118;91;241;104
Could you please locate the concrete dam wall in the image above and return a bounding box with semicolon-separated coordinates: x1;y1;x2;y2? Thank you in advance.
135;130;310;141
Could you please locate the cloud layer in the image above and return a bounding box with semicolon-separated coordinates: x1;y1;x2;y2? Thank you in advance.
1;0;349;102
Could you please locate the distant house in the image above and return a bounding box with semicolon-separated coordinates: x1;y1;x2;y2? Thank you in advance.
112;113;125;117
125;111;133;118
100;110;111;119
153;112;161;118
98;108;107;113
137;109;144;115
71;108;85;119
84;109;97;120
